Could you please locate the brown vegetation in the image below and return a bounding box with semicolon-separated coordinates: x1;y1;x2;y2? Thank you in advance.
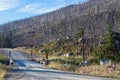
0;53;8;80
0;69;6;80
76;65;120;79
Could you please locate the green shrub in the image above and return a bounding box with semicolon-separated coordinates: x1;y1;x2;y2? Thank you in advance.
0;64;6;69
0;53;8;65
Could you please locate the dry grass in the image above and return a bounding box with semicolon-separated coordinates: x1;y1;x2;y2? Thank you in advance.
0;64;6;80
48;61;120;79
0;69;6;80
48;62;63;70
48;61;76;72
0;52;8;80
75;65;120;79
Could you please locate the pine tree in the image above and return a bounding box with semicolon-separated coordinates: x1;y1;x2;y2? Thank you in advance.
104;25;120;69
104;25;118;63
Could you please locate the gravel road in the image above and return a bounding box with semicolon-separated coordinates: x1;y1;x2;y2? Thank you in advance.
0;49;114;80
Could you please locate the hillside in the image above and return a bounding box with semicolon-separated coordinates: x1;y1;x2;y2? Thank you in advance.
0;0;120;47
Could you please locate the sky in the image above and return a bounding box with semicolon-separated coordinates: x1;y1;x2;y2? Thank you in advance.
0;0;88;25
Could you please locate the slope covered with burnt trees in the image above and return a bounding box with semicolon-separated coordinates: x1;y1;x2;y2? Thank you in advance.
0;0;120;47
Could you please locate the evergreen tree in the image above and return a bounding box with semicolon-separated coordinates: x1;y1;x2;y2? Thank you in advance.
104;25;118;62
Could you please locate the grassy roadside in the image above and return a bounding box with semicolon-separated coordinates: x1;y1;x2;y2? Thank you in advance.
75;65;120;79
48;60;120;79
47;55;120;79
0;53;8;80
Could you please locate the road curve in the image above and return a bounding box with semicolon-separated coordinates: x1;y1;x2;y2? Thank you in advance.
0;49;114;80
